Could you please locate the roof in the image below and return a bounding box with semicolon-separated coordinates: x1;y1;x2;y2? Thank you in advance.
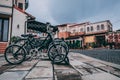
69;22;90;27
25;12;35;20
90;20;112;26
14;6;35;19
57;23;76;27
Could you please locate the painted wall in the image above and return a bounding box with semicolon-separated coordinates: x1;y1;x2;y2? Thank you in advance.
0;0;12;7
85;21;112;34
84;36;95;43
58;32;70;39
12;8;27;37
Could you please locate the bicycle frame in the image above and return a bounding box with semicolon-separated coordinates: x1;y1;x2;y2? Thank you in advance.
20;32;56;53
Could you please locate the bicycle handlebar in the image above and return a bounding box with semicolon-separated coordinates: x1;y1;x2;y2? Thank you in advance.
46;22;58;33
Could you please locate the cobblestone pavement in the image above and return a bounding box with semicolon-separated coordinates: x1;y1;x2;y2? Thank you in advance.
71;49;120;65
0;52;120;80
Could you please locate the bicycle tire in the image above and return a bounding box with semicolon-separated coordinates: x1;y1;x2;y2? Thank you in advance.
49;39;69;54
48;44;67;63
4;45;26;65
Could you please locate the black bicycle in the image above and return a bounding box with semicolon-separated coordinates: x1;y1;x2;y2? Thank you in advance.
4;22;68;64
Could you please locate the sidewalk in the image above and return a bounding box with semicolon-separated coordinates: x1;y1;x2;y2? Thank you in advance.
0;56;54;80
0;54;3;57
69;52;120;80
0;52;120;80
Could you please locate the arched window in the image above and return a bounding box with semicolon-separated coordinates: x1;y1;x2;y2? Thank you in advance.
91;26;93;31
97;25;100;30
87;27;90;32
101;24;104;30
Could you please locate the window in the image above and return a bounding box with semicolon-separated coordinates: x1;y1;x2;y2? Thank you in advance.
73;29;76;33
0;18;9;41
87;27;90;32
108;25;111;31
15;0;17;6
80;28;83;32
101;24;104;30
97;25;100;30
25;0;29;9
0;19;2;41
91;26;93;31
18;3;23;10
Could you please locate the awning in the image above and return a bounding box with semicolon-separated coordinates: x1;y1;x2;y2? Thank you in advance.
27;20;58;33
27;20;47;32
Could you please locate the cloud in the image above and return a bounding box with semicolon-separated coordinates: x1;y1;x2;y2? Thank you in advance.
27;0;120;30
76;0;120;30
27;0;58;25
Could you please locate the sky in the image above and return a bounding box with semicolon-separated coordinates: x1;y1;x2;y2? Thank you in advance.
26;0;120;30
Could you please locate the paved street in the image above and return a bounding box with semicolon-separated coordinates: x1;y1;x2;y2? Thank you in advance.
0;52;120;80
71;49;120;65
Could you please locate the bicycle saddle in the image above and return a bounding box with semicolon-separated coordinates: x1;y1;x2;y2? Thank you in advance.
21;34;36;38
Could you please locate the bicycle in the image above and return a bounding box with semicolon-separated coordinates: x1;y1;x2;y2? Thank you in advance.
4;22;68;65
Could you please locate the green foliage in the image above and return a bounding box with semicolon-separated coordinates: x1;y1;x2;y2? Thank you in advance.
10;36;21;43
75;40;80;48
67;40;82;49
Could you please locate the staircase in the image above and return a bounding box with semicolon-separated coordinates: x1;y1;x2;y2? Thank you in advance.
0;42;8;54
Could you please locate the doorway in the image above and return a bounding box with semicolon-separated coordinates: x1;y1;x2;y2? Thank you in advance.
96;35;105;47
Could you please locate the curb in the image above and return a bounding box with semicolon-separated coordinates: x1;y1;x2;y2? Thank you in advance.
0;54;4;57
77;52;120;70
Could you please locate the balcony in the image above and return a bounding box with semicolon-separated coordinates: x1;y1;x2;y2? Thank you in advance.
70;32;85;37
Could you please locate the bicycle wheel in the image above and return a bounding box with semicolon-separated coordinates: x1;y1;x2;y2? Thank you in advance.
49;39;69;54
4;45;26;65
56;41;69;53
14;39;33;59
48;44;67;63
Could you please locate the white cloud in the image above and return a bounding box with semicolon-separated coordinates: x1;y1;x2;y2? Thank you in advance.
27;0;120;30
27;0;58;25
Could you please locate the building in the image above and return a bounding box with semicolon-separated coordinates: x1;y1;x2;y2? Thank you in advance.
84;20;112;47
0;0;35;53
106;30;120;49
56;20;113;48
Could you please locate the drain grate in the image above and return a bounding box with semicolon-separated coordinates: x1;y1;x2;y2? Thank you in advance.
55;69;82;80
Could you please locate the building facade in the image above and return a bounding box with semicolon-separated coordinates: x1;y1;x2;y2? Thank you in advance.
0;0;35;53
106;30;120;49
56;20;113;48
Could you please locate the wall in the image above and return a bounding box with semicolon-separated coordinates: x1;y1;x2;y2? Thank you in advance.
0;0;12;14
85;21;112;34
84;36;95;43
12;8;27;37
58;32;70;39
0;0;12;7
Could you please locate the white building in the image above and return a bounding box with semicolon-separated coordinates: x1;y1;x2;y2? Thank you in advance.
0;0;35;53
57;20;113;48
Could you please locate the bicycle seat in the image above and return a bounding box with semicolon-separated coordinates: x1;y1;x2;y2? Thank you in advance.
21;34;36;38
